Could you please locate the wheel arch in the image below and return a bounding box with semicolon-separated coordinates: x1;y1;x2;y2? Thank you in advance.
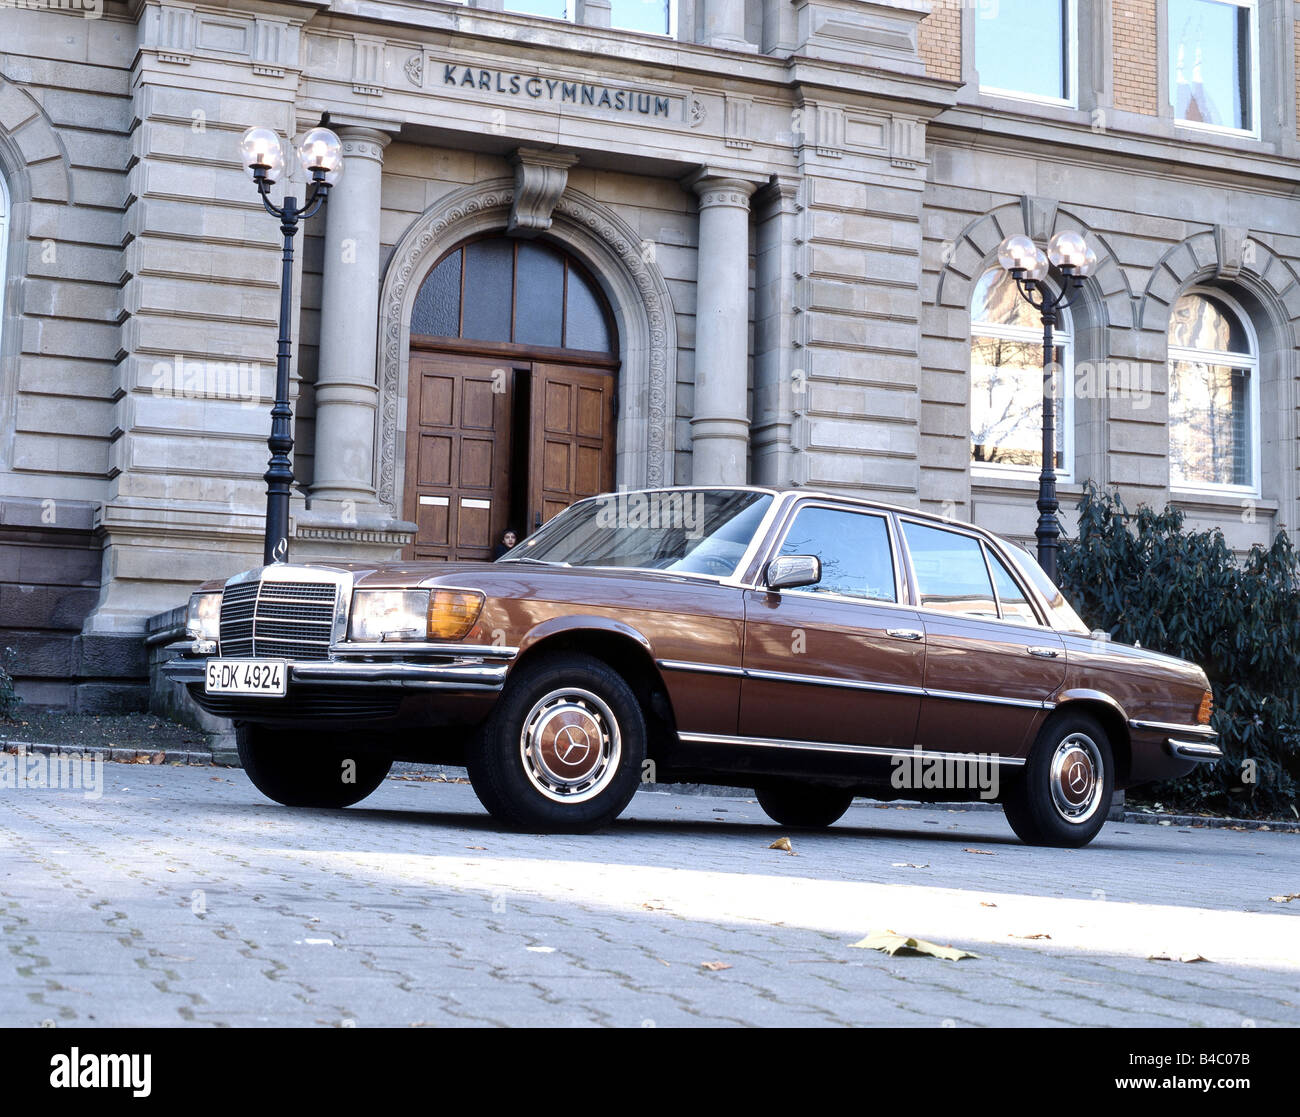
1050;690;1132;785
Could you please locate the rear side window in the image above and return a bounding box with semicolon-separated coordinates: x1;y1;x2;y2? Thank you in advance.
987;549;1041;626
901;522;998;619
777;506;897;602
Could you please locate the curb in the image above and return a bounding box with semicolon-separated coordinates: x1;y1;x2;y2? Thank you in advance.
4;741;1297;833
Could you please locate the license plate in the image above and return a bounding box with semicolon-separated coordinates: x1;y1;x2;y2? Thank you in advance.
205;659;287;697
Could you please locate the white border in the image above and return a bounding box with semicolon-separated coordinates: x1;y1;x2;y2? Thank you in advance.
1167;286;1261;498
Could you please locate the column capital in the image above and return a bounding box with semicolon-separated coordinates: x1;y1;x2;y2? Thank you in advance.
684;168;762;210
335;125;392;164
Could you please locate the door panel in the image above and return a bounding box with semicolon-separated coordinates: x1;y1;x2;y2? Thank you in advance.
529;363;616;531
740;590;925;749
404;353;515;561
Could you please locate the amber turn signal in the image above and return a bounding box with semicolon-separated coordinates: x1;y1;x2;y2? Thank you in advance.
426;590;484;640
1196;689;1214;725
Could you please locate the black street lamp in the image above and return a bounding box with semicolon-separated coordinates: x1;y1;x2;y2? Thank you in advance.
239;125;344;565
995;231;1097;582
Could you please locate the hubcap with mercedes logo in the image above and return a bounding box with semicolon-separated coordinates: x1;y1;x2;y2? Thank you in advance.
1049;732;1104;824
520;687;621;804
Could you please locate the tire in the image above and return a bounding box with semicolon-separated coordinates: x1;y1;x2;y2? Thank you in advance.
236;724;392;808
466;653;647;833
755;782;854;829
1001;712;1114;848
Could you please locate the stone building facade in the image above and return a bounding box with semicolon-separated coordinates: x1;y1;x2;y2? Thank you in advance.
0;0;1297;710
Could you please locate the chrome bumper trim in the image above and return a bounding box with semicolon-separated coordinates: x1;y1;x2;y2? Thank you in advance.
1130;719;1218;739
162;657;508;692
1165;738;1224;763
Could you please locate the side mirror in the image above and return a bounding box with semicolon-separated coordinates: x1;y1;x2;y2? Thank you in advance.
766;554;821;591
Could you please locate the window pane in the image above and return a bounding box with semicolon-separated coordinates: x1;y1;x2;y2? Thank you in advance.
988;549;1041;626
565;266;612;352
610;0;670;34
903;523;999;619
777;508;897;602
1169;360;1252;486
1169;292;1251;354
461;239;515;343
1169;0;1253;130
970;337;1067;469
503;0;569;18
411;249;462;338
976;0;1070;100
972;268;1059;332
514;242;564;348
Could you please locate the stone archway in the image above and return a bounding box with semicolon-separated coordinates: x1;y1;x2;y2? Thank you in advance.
376;179;677;513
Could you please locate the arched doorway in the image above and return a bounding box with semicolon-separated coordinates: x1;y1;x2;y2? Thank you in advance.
404;234;620;561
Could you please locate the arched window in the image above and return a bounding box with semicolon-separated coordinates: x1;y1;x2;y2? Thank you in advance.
969;266;1073;477
1167;288;1259;492
411;236;614;354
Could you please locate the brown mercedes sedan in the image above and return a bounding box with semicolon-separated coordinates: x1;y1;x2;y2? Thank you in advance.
164;487;1221;847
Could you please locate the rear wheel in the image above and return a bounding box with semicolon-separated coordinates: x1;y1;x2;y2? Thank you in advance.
236;724;392;808
1001;712;1113;848
466;653;647;832
755;782;854;829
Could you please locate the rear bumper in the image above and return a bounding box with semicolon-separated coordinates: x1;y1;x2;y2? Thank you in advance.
1165;737;1224;764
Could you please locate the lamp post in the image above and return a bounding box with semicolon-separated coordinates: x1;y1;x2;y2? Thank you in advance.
239;125;343;565
994;231;1097;582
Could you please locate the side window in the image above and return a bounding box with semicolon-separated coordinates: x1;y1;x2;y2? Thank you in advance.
987;548;1041;626
777;507;897;602
901;522;998;619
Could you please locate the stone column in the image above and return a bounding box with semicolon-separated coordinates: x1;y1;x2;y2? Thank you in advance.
689;174;756;485
312;126;390;505
701;0;751;49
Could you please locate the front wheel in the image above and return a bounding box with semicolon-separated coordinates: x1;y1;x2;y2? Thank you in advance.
236;724;392;808
466;653;647;832
1001;712;1113;848
755;782;854;828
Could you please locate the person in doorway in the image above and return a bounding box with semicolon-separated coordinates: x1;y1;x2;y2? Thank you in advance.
493;529;519;560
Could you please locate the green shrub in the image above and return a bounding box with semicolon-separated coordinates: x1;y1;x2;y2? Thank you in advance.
1056;484;1299;816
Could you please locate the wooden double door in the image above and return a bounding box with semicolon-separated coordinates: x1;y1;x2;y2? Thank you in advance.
404;350;617;561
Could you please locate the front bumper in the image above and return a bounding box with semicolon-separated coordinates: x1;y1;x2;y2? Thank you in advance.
161;655;509;691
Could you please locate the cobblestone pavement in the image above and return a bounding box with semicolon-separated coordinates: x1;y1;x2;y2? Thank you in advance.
1;764;1297;1028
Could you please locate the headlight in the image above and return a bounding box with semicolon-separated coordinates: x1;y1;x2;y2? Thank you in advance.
185;592;222;643
349;590;430;643
348;588;486;642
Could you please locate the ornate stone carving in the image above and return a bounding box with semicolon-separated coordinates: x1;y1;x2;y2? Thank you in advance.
688;93;707;128
403;52;424;87
507;149;579;238
376;181;676;508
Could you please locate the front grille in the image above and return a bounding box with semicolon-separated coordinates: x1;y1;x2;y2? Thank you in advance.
219;579;338;661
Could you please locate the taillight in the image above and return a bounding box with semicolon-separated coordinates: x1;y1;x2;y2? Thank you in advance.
1196;689;1213;725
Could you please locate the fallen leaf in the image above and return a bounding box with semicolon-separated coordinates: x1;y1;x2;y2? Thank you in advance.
980;902;998;908
962;848;997;856
850;931;977;961
642;901;666;911
768;836;794;854
1011;932;1052;940
465;846;487;851
1147;952;1210;963
1268;893;1300;903
700;961;732;971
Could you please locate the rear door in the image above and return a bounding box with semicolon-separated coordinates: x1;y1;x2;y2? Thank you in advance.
739;503;924;750
899;519;1065;758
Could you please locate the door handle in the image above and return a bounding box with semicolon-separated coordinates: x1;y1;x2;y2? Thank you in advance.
886;628;924;642
1028;646;1061;659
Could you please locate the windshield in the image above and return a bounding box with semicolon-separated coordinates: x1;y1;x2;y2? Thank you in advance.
504;490;774;577
1000;541;1090;634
